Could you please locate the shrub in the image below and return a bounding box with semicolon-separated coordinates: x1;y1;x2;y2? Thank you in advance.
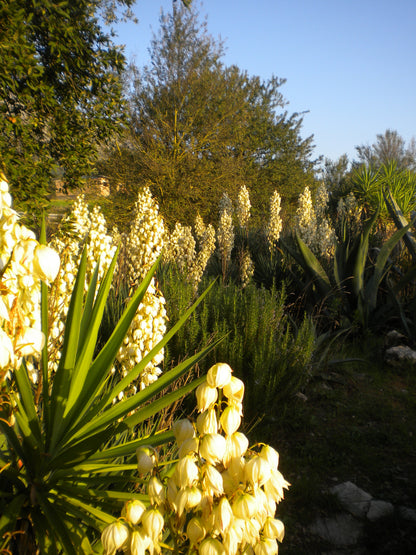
159;268;316;423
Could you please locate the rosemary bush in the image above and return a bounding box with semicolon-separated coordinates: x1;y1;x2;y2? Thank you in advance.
159;266;315;423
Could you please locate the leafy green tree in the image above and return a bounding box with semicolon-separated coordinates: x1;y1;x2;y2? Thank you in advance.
100;4;317;225
0;0;136;222
355;129;416;171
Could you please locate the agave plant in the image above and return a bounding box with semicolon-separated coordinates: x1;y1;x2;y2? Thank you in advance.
283;209;413;331
0;239;218;553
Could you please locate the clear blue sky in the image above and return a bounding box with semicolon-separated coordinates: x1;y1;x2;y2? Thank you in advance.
110;0;416;165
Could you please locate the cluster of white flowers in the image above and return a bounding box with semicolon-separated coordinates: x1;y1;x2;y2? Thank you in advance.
240;249;255;288
115;280;167;393
48;196;117;373
217;193;235;277
313;184;336;258
164;216;216;292
102;363;289;555
163;222;196;274
296;185;336;259
296;186;317;249
236;185;251;231
194;213;207;242
113;187;168;392
266;190;283;253
191;221;216;290
125;187;165;285
0;175;60;383
337;192;363;236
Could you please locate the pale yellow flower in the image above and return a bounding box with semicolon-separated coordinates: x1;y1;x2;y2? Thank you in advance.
136;446;157;475
199;433;226;465
101;521;130;555
220;405;241;436
199;536;226;555
196;382;218;412
207;362;232;389
122;499;146;525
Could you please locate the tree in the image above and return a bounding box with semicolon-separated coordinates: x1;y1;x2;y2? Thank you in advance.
355;129;416;171
100;3;317;225
0;0;136;222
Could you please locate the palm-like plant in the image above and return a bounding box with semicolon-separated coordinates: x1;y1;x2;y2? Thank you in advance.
283;209;412;331
0;243;217;553
352;161;416;220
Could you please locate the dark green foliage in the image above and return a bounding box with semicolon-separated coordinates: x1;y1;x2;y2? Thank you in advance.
99;3;317;225
157;266;315;423
282;210;415;333
0;247;216;553
351;162;416;220
0;0;133;224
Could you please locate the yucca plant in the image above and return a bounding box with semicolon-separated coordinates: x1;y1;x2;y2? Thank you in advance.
0;241;218;553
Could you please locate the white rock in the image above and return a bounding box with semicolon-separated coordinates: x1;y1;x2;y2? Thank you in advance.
330;482;372;518
366;499;394;522
385;345;416;368
398;506;416;522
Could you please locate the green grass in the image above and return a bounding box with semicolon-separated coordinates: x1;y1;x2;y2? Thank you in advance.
267;337;416;554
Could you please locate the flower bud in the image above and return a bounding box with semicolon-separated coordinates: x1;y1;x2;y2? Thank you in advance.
136;446;157;475
199;433;226;465
223;376;245;404
197;408;218;435
220;405;241;436
172;418;195;444
187;517;206;546
207;363;232;389
196;382;218;412
101;520;130;554
199;536;226;555
141;508;164;540
33;244;60;283
122;499;146;524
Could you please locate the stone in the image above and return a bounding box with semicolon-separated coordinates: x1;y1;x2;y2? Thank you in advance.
330;481;372;518
309;513;364;547
398;506;416;522
366;499;394;522
384;330;407;348
384;345;416;368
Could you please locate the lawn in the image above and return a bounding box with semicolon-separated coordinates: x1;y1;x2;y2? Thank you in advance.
263;338;416;554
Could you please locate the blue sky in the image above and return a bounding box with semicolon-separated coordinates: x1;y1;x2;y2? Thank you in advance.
110;0;416;165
